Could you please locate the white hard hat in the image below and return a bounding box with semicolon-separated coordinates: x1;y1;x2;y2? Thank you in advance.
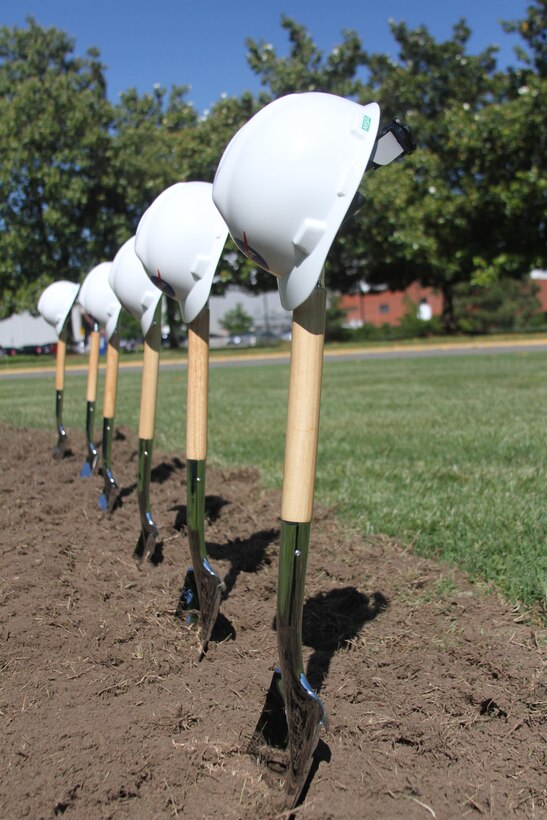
37;280;80;337
78;261;121;341
108;237;162;336
212;92;380;310
135;181;228;324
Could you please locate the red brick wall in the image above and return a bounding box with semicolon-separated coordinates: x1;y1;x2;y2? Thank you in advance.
339;277;547;329
339;285;442;328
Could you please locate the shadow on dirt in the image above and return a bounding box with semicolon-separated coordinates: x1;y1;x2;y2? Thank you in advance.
171;495;230;531
208;528;279;595
117;456;186;502
302;587;388;693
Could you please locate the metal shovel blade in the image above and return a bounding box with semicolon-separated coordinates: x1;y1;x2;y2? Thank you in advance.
178;560;224;654
248;668;287;761
98;417;119;512
177;459;224;652
98;469;119;512
249;521;327;807
280;669;327;806
249;671;326;807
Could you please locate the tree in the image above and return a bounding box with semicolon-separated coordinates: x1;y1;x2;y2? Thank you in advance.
347;14;546;332
0;18;114;316
219;302;254;335
108;83;197;246
454;278;541;333
244;14;546;333
246;15;366;100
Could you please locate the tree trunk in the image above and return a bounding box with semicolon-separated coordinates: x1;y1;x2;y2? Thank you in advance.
441;283;458;334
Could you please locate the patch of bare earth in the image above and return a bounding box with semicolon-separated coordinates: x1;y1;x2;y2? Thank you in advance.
0;424;545;818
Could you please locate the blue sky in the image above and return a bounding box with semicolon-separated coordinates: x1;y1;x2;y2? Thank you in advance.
2;0;530;113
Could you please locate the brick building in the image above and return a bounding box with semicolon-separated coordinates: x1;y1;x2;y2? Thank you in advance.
339;272;547;329
339;283;442;328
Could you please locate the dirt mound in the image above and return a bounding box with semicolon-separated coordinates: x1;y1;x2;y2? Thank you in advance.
1;424;544;818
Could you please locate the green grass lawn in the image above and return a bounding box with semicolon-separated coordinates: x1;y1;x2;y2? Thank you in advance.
1;350;545;611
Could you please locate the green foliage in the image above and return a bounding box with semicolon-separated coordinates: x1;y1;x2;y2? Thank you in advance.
502;0;546;76
218;302;254;335
0;17;114;316
397;300;443;338
116;309;142;342
0;9;545;337
454;278;542;333
325;295;351;341
108;84;197;244
246;15;366;100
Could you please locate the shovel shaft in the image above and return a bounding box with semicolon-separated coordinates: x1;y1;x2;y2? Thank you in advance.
186;307;209;461
86;324;101;403
278;520;326;802
187;458;207;562
55;389;65;435
277;521;310;676
183;309;223;650
281;286;327;523
134;436;158;558
138;306;161;441
103;332;120;419
55;330;67;392
102;416;115;477
84;400;96;448
53;330;69;458
137;437;156;532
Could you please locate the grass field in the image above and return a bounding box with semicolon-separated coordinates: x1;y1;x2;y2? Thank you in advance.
1;349;545;612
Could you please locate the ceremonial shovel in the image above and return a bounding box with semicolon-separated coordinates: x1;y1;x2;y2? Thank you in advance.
179;305;225;652
134;301;162;559
213;91;415;806
37;280;80;459
108;236;163;559
79;320;101;477
53;326;69;459
135;180;229;651
98;329;121;511
249;280;328;804
76;260;122;511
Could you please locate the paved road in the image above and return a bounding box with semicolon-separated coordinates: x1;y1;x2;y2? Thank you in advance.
1;339;547;380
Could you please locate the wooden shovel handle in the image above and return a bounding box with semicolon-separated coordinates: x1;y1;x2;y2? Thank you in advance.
138;315;161;440
103;332;120;419
281;286;327;524
55;329;67;391
86;328;101;402
186;307;209;461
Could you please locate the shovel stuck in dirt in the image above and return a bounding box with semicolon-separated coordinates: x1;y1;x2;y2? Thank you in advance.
76;260;121;509
53;327;70;459
177;306;226;653
79;321;101;478
212;93;415;808
248;284;328;806
98;330;120;512
108;236;163;560
37;280;80;459
134;181;229;651
134;303;162;561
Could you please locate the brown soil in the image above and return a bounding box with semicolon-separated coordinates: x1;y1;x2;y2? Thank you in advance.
1;424;545;819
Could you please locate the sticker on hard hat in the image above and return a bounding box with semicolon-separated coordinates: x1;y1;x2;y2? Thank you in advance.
150;270;175;298
361;114;372;132
234;233;270;272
